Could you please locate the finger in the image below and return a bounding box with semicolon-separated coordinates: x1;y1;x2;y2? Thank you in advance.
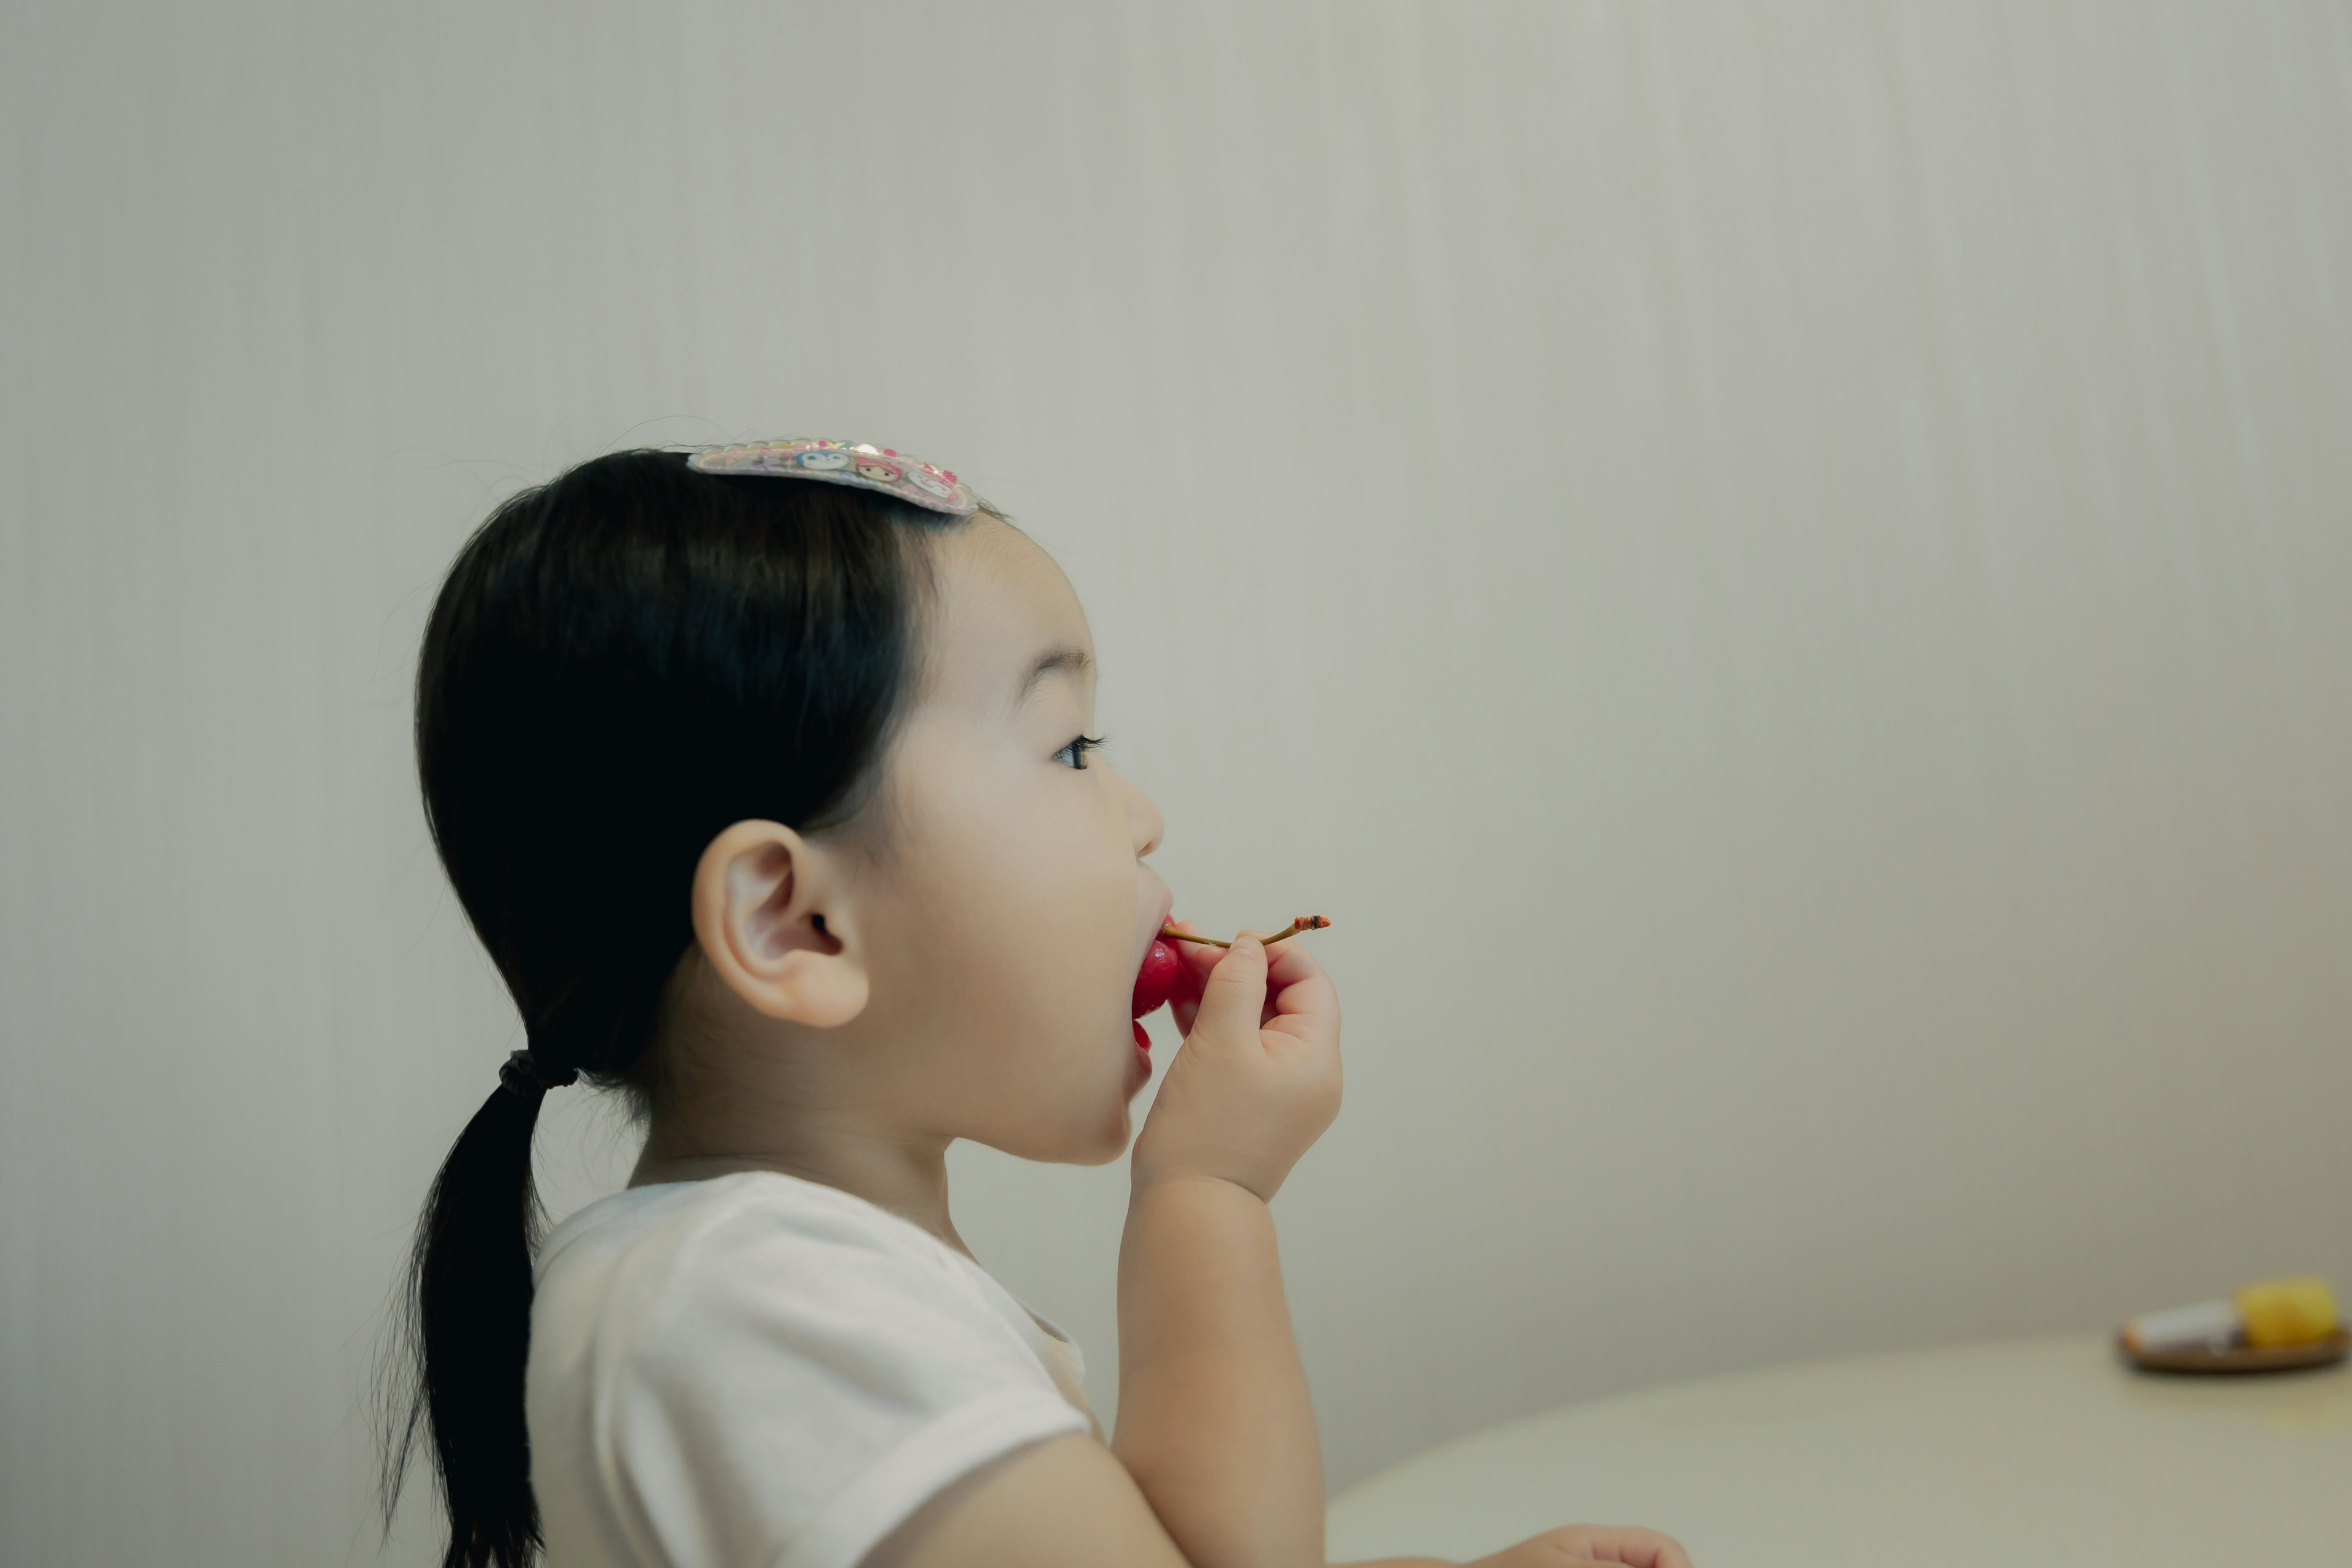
1260;943;1337;1040
1569;1529;1692;1568
1168;928;1208;1004
1234;929;1303;1028
1169;923;1222;981
1188;934;1267;1047
1165;921;1213;1031
1263;930;1324;977
1262;937;1326;1008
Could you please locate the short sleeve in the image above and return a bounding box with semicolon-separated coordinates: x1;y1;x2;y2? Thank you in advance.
570;1191;1088;1568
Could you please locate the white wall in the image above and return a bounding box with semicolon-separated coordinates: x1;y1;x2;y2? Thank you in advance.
6;2;2351;1563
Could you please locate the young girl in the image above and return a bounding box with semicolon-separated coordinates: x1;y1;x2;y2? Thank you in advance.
384;443;1692;1568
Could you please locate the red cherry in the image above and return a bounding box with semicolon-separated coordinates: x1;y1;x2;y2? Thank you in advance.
1131;938;1183;1019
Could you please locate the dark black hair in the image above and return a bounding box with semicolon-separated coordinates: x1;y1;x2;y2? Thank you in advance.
379;448;970;1568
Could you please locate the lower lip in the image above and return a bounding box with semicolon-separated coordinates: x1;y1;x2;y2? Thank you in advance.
1130;1035;1153;1081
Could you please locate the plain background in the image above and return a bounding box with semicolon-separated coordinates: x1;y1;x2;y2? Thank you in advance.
6;2;2351;1564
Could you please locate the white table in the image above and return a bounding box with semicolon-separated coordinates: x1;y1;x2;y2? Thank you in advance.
1327;1335;2351;1566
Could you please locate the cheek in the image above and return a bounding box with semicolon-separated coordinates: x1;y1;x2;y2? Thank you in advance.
883;775;1136;1050
958;853;1133;1056
865;859;1141;1155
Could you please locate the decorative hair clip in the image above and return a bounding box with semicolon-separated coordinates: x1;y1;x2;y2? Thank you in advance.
685;438;979;516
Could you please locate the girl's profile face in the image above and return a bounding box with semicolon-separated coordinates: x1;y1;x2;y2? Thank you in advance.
848;518;1168;1163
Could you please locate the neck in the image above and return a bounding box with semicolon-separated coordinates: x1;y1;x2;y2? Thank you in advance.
632;1114;967;1255
630;966;973;1256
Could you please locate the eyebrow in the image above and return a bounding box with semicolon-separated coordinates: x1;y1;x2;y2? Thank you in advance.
1019;646;1093;701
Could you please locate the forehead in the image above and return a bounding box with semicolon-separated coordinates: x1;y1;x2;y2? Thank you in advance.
915;517;1093;706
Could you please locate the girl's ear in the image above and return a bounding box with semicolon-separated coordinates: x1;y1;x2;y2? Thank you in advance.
690;820;870;1028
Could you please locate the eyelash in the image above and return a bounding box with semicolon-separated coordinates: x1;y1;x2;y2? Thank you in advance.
1055;734;1106;770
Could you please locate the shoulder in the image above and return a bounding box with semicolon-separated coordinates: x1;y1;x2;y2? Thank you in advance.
540;1167;954;1265
530;1171;1073;1428
535;1171;998;1357
528;1173;1090;1568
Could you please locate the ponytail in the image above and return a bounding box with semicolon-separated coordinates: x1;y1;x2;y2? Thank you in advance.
388;1071;559;1568
379;450;970;1566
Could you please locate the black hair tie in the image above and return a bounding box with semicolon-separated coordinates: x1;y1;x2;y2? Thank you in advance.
499;1047;579;1098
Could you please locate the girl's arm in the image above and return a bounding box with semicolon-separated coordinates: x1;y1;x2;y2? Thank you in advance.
873;933;1340;1568
1115;1186;1685;1568
1115;1174;1324;1567
1113;933;1344;1568
868;1437;1685;1568
858;1435;1443;1568
874;935;1689;1568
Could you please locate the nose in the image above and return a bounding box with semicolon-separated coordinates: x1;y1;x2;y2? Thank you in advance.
1117;768;1164;859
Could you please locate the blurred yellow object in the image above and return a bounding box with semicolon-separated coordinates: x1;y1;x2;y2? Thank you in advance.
2233;1278;2339;1349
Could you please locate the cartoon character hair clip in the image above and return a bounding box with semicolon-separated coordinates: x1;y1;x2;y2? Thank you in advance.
685;438;980;516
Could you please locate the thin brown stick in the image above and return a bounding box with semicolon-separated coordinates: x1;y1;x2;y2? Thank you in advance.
1162;915;1332;950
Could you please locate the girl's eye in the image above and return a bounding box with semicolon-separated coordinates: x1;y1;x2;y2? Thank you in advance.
1054;734;1105;771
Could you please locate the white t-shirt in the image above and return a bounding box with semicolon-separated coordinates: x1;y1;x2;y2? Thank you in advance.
529;1170;1099;1568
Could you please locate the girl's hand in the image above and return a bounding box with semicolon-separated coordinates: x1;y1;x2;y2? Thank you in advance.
1468;1525;1694;1567
1130;924;1341;1203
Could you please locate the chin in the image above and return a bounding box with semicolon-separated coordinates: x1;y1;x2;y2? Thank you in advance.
1066;1106;1134;1167
997;1101;1131;1167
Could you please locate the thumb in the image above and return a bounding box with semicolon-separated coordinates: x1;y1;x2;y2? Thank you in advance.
1189;935;1267;1044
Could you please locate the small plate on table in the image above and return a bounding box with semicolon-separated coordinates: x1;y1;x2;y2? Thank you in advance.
2118;1329;2350;1376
